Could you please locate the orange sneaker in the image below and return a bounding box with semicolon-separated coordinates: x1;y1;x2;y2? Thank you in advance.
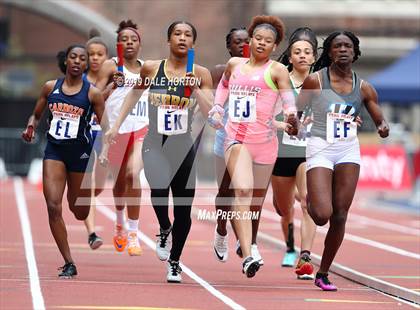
127;232;142;256
113;224;127;252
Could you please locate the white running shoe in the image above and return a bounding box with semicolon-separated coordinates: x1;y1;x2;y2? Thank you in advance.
242;256;261;278
251;243;264;266
213;228;228;262
156;227;172;261
167;260;182;283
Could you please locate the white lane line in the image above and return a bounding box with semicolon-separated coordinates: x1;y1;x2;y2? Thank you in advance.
262;209;420;260
348;213;420;236
96;202;246;310
13;177;46;310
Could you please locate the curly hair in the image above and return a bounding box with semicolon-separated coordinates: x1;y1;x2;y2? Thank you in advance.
313;30;361;72
248;15;285;45
116;19;138;33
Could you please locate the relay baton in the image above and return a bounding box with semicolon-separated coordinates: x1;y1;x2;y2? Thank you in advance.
115;42;124;87
117;42;124;72
242;43;250;58
185;48;195;97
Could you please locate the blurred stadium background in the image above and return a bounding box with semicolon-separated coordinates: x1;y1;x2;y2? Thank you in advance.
0;0;418;206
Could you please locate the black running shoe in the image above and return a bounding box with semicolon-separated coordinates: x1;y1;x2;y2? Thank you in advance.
58;262;77;279
88;232;103;250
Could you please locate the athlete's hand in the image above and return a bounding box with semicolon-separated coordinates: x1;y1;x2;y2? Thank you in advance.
22;125;35;143
355;115;363;127
104;127;118;145
98;143;109;167
285;114;299;136
185;72;200;90
273;120;289;131
377;120;389;138
208;104;224;129
302;116;313;126
113;71;125;88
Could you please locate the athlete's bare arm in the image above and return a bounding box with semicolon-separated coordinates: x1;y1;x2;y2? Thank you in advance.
22;80;55;142
361;81;389;138
189;65;214;116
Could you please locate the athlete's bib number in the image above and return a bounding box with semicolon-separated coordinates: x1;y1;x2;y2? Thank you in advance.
49;111;80;140
282;123;312;147
326;112;357;143
127;90;149;123
157;105;188;135
229;93;256;123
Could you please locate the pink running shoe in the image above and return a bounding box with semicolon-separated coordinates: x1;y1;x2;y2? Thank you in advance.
315;273;337;291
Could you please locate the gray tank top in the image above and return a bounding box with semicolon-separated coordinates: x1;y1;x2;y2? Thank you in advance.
310;68;363;140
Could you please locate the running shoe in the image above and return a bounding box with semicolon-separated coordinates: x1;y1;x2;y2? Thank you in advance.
282;250;297;267
315;273;337;291
295;253;314;280
213;228;228;262
88;232;103;250
167;259;182;283
235;240;243;258
242;256;260;278
127;232;142;256
113;224;127;252
251;243;264;266
58;262;77;279
156;227;172;261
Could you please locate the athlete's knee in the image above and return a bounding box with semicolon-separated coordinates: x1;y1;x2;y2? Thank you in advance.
235;188;252;198
308;205;331;226
125;169;140;188
46;202;62;221
330;210;348;226
70;204;90;221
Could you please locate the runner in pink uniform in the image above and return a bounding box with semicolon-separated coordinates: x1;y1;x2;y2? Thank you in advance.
209;15;298;278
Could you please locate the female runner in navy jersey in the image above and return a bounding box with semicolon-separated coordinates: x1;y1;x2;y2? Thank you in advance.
22;45;107;278
106;21;213;283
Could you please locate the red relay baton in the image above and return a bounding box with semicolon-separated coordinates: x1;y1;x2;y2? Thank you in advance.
242;43;250;58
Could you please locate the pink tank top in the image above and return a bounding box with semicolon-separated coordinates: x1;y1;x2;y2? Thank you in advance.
225;59;279;144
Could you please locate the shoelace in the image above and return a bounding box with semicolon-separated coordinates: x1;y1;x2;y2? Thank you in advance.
156;231;169;247
170;262;182;276
215;234;227;251
58;263;73;273
301;254;311;263
128;233;138;247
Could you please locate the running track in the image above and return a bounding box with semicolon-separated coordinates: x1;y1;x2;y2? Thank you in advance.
1;178;419;309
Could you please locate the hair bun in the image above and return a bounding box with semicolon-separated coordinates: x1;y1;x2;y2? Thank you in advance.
89;28;101;39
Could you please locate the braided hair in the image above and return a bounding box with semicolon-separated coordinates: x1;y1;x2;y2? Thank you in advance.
313;31;361;72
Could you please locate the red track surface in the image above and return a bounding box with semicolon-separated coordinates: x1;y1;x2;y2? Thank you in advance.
1;178;419;309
